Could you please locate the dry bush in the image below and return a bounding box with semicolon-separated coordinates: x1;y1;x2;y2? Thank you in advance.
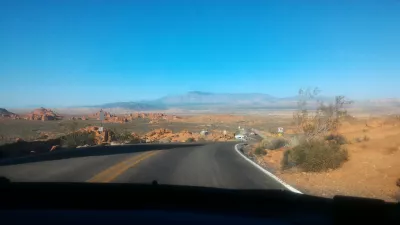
267;138;288;150
111;129;134;142
60;131;96;148
288;135;306;148
325;134;347;145
159;137;172;143
282;140;348;172
260;139;271;148
293;88;352;142
254;146;267;156
259;138;288;150
110;128;142;144
185;137;195;143
282;88;351;172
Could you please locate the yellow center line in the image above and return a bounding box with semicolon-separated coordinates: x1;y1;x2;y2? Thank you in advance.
86;150;159;183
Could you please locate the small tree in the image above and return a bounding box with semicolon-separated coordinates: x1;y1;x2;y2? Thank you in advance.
293;88;352;142
282;88;351;172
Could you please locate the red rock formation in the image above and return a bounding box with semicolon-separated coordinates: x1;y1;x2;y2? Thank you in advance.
0;108;20;119
24;107;62;121
77;126;115;144
87;111;179;124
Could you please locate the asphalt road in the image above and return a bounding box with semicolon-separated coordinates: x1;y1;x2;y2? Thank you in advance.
0;142;286;190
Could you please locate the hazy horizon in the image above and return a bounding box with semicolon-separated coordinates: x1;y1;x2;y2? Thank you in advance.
1;1;400;107
2;90;400;109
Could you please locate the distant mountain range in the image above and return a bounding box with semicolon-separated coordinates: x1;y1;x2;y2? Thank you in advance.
92;102;167;110
91;91;338;111
152;91;278;105
3;92;399;114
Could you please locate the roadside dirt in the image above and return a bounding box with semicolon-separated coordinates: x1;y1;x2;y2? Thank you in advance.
254;116;400;202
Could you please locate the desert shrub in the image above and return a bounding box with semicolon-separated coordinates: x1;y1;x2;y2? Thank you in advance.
293;88;352;142
260;139;271;148
282;140;348;172
288;135;306;148
267;138;289;150
112;129;132;142
110;129;141;143
61;131;96;148
363;135;370;141
325;134;347;145
185;137;195;143
254;146;267;156
159;137;172;143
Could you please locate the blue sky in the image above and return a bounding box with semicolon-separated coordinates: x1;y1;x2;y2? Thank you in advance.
1;0;400;107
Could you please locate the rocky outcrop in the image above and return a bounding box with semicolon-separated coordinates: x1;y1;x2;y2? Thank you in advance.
77;126;115;144
141;128;234;143
24;107;62;121
0;126;235;160
0;108;20;119
87;111;180;124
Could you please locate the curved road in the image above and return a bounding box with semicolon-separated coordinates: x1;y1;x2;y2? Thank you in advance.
0;142;286;190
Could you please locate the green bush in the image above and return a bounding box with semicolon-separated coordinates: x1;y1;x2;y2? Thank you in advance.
185;137;195;143
254;146;267;156
282;140;348;172
325;134;347;145
61;131;96;148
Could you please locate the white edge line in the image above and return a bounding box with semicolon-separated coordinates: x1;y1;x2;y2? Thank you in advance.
234;143;303;194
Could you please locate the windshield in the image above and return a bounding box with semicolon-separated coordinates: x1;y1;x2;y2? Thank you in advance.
0;1;399;203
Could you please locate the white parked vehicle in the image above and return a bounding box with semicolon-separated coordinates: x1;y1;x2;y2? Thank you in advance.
235;134;247;141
